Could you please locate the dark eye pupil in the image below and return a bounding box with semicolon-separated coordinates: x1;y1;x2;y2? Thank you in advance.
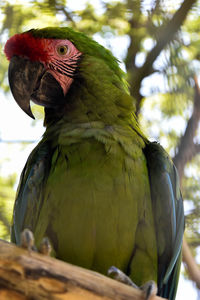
57;46;67;55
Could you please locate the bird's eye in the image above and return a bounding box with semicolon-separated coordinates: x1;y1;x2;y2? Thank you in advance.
57;45;68;55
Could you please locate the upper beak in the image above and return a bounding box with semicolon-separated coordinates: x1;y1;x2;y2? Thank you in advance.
8;56;45;119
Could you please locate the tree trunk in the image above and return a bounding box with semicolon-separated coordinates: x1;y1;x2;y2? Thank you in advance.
182;238;200;289
0;240;165;300
173;77;200;179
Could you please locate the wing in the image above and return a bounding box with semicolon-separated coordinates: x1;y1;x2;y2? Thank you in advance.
144;142;184;300
11;139;53;245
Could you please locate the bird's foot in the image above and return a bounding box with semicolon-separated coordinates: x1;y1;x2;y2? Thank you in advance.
39;237;52;255
20;228;52;256
108;266;138;288
20;228;36;252
107;266;157;300
140;281;157;300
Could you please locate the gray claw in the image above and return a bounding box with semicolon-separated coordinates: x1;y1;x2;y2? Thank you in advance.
39;237;52;256
20;228;35;251
107;266;138;288
108;266;157;300
140;280;157;300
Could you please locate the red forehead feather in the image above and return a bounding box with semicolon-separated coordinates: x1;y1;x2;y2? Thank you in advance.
4;33;49;62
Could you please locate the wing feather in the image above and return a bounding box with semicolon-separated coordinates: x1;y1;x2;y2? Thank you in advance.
11;139;53;244
144;142;184;300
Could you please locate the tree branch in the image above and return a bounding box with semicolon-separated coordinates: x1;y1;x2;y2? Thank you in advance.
56;6;77;28
173;76;200;178
140;0;197;79
182;238;200;289
0;240;165;300
127;0;197;114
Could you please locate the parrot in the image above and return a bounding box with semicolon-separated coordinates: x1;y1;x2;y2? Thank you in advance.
4;27;184;299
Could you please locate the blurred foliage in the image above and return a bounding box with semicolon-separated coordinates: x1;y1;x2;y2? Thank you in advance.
0;0;200;288
0;174;16;240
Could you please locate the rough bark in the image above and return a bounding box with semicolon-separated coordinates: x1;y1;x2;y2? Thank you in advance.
0;240;165;300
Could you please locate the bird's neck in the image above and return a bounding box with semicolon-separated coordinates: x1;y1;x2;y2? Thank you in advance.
44;55;136;128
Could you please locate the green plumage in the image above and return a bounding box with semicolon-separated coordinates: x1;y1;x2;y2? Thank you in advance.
10;27;184;299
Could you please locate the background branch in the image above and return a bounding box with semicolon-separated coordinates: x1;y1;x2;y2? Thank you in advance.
182;238;200;289
57;6;77;28
127;0;197;114
173;76;200;179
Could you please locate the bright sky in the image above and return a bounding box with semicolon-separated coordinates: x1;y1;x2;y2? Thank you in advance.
0;1;199;299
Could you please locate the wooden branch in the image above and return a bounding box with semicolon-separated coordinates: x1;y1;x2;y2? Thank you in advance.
0;240;165;300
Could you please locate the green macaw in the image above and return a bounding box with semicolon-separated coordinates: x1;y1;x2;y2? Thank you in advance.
4;27;184;299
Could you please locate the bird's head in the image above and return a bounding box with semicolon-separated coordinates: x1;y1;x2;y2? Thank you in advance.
4;27;123;120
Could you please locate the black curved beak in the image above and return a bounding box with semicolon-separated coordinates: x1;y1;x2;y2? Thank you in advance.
8;56;45;119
